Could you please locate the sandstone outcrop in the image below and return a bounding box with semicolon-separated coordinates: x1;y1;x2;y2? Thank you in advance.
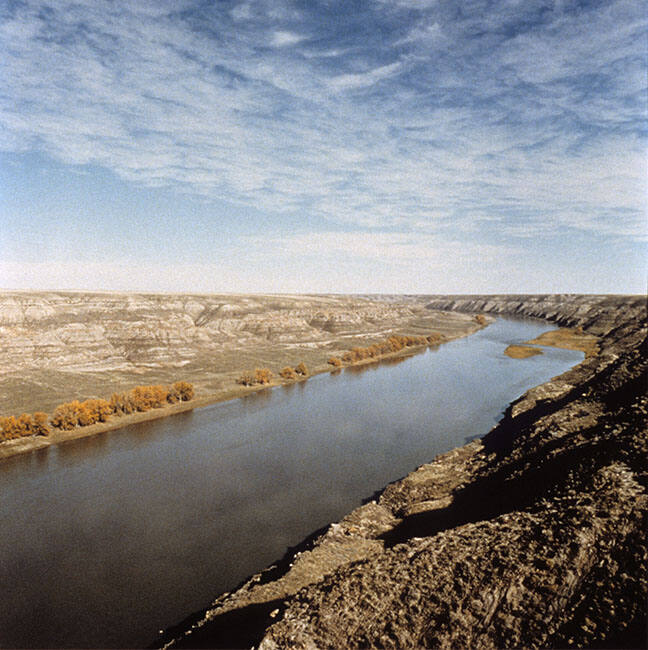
162;295;647;650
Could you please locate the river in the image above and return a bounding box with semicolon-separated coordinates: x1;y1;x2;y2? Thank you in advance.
0;318;583;648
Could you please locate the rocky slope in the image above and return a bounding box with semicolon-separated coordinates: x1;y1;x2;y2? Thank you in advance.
423;294;645;336
161;295;647;649
0;293;421;373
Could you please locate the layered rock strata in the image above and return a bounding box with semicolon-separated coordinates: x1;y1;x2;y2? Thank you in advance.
0;292;476;414
162;295;647;650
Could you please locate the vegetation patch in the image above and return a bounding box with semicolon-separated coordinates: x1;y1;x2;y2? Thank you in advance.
236;368;274;386
330;332;445;369
505;345;543;359
0;381;194;441
279;366;297;380
525;327;599;358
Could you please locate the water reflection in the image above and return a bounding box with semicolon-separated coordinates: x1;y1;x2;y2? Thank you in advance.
242;387;273;404
54;429;110;463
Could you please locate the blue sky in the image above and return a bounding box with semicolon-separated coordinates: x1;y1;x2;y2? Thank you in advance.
1;0;646;294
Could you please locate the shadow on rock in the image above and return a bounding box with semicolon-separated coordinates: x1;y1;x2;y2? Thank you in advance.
166;598;285;649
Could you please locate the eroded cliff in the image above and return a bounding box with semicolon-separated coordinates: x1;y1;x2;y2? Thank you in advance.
0;292;476;415
162;295;647;650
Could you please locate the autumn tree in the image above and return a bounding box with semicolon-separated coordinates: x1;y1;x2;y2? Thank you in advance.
33;412;50;436
328;357;342;367
110;393;126;414
0;378;195;444
342;351;355;363
77;402;95;426
51;401;84;430
295;362;308;376
76;399;112;426
280;366;297;380
129;386;151;412
17;413;35;437
172;381;194;401
0;416;19;440
254;368;273;385
236;371;256;386
128;385;168;411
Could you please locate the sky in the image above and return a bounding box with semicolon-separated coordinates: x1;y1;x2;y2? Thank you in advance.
0;0;646;294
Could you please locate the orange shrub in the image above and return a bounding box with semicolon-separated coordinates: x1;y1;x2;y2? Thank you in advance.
166;386;181;403
475;314;487;325
367;345;380;358
280;366;297;380
295;362;308;376
77;399;112;426
51;401;84;430
1;413;45;438
128;385;168;411
0;378;194;443
334;332;441;369
109;393;125;414
236;371;256;386
33;412;50;436
172;381;194;401
17;413;35;437
121;393;135;414
77;403;96;426
0;416;19;440
129;387;151;412
387;336;403;352
254;368;273;385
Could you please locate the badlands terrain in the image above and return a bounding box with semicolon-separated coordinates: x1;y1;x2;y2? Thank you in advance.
0;291;479;417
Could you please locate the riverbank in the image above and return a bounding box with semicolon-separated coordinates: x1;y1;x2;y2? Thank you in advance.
0;319;488;462
504;326;599;359
525;327;599;357
161;295;646;650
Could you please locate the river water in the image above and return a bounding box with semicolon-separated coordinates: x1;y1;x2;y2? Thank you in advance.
0;318;583;648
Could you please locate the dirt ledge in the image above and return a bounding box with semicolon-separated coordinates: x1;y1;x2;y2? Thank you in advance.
160;295;647;650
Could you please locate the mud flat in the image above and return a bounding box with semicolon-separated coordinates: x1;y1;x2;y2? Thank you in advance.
161;294;647;650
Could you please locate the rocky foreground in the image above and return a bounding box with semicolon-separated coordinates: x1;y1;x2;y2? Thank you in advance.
162;295;647;650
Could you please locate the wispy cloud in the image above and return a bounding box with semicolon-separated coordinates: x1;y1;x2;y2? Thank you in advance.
328;62;404;91
271;30;305;47
396;20;444;45
1;0;646;253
